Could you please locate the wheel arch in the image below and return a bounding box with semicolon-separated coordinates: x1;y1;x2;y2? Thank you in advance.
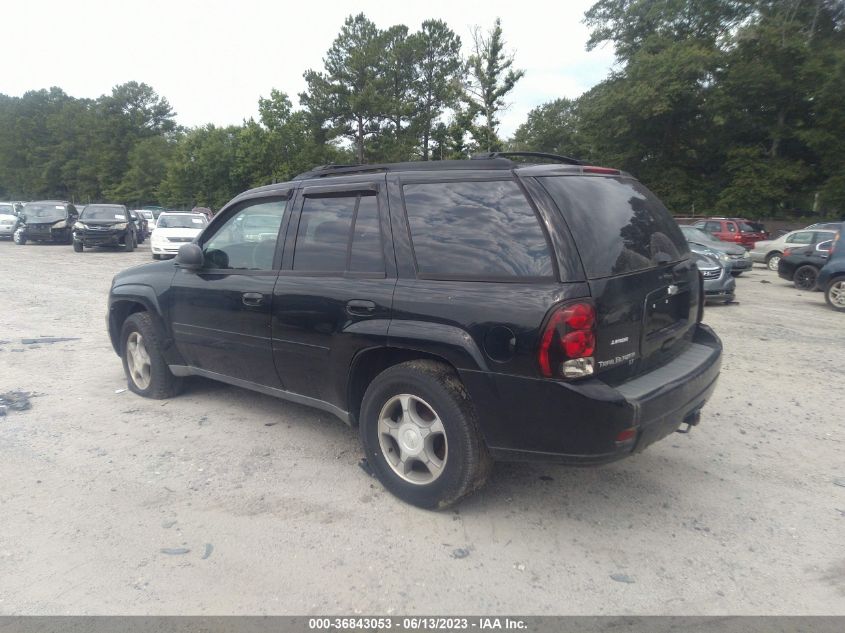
108;285;176;360
346;347;461;427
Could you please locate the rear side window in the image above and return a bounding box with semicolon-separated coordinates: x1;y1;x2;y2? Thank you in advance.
293;193;384;274
539;176;688;279
786;231;813;245
402;180;553;279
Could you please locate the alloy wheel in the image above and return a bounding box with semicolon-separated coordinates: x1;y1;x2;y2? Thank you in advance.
377;394;448;485
767;255;781;271
125;331;152;389
829;281;845;308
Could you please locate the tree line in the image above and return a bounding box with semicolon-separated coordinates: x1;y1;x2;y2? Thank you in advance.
1;2;843;219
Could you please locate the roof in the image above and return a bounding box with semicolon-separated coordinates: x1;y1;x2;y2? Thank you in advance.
292;152;586;181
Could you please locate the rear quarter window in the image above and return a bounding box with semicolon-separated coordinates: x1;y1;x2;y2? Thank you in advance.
402;180;554;280
538;176;688;279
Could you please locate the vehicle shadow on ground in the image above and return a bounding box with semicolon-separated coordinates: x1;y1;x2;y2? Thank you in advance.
182;377;695;517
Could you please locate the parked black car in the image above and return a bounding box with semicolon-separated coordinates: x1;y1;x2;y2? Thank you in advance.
73;204;138;252
818;226;845;311
107;154;723;508
14;200;78;245
777;241;833;290
128;209;148;243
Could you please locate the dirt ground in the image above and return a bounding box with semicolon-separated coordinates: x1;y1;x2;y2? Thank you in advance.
0;237;843;616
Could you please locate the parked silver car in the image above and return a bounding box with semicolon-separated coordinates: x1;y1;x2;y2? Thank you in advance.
750;228;837;271
680;225;752;275
692;252;736;304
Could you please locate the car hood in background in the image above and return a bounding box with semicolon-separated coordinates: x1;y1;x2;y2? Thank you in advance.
152;227;203;240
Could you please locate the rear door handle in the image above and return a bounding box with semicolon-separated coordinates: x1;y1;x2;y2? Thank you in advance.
242;292;264;307
346;299;376;316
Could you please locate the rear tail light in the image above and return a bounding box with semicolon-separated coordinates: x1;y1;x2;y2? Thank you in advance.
783;248;796;257
538;302;596;379
831;232;841;256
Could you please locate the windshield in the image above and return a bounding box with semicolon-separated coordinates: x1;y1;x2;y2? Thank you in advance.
156;214;207;229
0;204;16;215
82;206;127;221
23;203;67;223
539;176;689;278
681;226;721;245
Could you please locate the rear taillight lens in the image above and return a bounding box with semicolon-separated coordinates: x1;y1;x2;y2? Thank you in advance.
783;248;795;257
538;302;596;379
831;232;841;256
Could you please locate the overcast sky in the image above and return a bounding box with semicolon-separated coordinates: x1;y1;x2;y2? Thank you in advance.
3;0;616;138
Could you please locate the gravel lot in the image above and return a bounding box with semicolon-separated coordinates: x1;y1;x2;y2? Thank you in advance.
0;238;843;615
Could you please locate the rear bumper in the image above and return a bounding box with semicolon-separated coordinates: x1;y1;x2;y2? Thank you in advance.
462;324;722;464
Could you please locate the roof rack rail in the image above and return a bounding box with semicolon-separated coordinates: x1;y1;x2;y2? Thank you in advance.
292;157;515;180
471;151;584;166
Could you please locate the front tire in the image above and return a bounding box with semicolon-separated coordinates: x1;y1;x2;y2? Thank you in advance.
13;228;26;245
359;360;492;509
825;278;845;312
120;312;183;399
152;253;161;260
793;265;818;291
73;239;83;252
766;252;782;271
124;232;135;252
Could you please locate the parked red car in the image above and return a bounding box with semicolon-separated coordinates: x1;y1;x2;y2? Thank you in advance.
691;218;767;249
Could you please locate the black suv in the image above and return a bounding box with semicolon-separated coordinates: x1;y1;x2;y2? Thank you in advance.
74;204;138;252
107;153;722;508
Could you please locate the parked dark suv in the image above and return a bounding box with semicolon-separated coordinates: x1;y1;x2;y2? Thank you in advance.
107;153;723;508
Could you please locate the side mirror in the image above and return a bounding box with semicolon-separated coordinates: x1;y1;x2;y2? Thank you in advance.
176;243;203;270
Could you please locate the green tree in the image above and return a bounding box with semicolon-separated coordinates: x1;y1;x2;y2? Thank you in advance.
300;13;387;163
464;18;525;152
510;98;581;157
411;20;463;160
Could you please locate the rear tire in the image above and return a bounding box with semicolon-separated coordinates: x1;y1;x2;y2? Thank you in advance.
73;240;83;252
793;265;818;291
120;312;183;399
766;252;782;271
825;278;845;312
359;360;492;510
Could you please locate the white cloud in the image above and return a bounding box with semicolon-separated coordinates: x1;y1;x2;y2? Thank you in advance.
3;0;615;138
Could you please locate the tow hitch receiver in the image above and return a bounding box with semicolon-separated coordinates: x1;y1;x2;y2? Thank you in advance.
675;409;702;434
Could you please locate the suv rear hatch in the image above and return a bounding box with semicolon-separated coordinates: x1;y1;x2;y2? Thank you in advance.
734;220;766;248
537;174;701;384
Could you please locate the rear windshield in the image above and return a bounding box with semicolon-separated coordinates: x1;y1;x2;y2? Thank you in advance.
539;176;688;278
738;222;757;232
82;206;127;220
23;203;67;222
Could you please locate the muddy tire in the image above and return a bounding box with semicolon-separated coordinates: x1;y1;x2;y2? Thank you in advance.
120;312;183;399
359;360;492;510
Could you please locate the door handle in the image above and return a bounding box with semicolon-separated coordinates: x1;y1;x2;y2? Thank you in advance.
242;292;264;307
346;299;376;316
